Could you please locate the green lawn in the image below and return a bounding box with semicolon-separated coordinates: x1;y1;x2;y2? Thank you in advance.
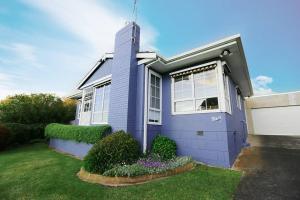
0;143;241;200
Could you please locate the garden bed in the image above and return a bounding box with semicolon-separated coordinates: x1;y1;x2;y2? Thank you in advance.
77;162;195;186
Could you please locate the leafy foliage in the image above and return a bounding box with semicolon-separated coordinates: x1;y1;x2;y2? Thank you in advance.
151;135;177;160
0;94;76;124
0;124;11;150
4;123;46;145
103;156;193;177
83;130;140;174
0;94;77;145
45;123;111;144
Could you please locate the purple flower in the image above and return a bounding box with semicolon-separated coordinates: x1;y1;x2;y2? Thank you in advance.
137;160;166;168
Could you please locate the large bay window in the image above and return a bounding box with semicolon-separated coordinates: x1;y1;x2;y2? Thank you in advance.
171;62;231;114
172;66;219;114
148;70;162;124
92;82;111;124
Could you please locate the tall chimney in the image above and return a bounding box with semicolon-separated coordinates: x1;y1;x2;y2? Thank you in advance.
108;22;140;133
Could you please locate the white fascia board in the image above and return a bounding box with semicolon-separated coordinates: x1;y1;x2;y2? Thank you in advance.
137;58;156;65
235;37;253;96
76;53;112;89
136;52;157;59
164;34;241;63
67;92;82;99
79;74;112;90
166;41;237;66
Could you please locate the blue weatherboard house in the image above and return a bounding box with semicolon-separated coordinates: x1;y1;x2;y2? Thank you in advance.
69;22;253;168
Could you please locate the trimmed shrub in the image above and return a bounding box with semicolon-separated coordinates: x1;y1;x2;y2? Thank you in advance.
83;131;140;174
45;123;111;144
0;124;11;150
4;123;46;145
151;135;177;160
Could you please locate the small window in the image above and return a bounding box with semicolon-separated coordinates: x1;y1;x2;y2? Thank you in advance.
92;82;111;124
224;75;231;114
148;70;162;124
76;99;82;119
83;89;93;112
236;88;242;110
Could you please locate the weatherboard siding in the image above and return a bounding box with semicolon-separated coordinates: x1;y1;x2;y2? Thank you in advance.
159;74;231;167
108;22;140;134
80;59;112;88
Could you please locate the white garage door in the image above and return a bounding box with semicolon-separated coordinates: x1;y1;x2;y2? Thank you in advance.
251;106;300;136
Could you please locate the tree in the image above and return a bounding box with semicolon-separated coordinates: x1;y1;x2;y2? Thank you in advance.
0;94;76;124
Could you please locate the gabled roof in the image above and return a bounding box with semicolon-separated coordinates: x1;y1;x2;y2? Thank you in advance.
75;35;253;97
142;34;253;97
76;53;113;89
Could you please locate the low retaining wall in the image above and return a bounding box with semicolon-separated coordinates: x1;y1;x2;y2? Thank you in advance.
49;138;93;159
77;162;195;186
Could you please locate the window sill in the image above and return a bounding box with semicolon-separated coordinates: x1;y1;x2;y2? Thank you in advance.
172;109;221;115
147;122;162;126
91;122;109;125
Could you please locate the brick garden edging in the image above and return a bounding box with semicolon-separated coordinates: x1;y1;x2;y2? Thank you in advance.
77;162;195;186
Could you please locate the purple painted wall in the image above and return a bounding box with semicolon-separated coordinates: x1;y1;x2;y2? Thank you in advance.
225;78;248;166
81;59;112;88
108;22;140;134
71;23;249;168
159;74;231;167
49;138;93;159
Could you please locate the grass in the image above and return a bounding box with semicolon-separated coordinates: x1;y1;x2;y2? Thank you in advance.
0;143;241;200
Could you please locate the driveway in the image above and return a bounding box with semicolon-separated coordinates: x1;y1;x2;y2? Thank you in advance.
233;136;300;200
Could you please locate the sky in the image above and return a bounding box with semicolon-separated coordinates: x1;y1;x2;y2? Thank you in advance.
0;0;300;99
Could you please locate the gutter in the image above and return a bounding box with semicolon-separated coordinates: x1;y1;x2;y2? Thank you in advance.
143;59;159;153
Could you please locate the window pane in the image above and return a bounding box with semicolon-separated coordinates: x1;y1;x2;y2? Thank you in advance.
155;98;160;109
155;76;160;87
151;74;155;85
94;88;103;112
151;97;155;108
174;100;194;112
149;73;161;111
196;99;206;111
206;97;219;110
156;88;160;98
149;109;160;123
151;86;155;96
92;83;110;123
194;70;217;98
174;75;192;100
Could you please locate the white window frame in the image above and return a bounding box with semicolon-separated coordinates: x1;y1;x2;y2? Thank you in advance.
224;75;232;114
171;61;231;115
236;87;242;110
76;99;82;119
91;82;111;125
82;88;93;113
148;70;162;125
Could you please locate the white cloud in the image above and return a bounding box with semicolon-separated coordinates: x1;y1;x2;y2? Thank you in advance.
251;75;275;95
22;0;157;55
0;42;43;68
0;73;66;100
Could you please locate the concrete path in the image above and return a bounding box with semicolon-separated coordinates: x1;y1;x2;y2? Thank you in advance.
233;146;300;200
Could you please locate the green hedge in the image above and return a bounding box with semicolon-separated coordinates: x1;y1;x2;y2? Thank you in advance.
45;123;111;144
4;123;46;145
